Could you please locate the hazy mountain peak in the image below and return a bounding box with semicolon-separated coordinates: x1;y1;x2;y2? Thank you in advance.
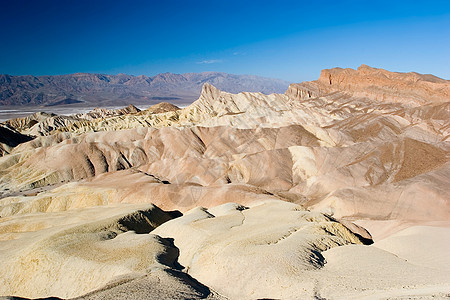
0;72;289;107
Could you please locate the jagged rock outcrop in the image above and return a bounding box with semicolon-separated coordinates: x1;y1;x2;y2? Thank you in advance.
3;112;81;136
3;112;56;132
287;64;450;105
73;104;141;120
139;101;180;114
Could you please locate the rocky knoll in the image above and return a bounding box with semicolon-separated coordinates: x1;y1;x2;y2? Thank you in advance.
0;65;449;299
72;104;141;120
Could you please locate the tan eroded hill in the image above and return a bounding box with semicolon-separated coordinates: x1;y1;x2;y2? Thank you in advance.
0;65;449;299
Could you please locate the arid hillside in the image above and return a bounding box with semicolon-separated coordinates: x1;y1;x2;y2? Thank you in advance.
0;65;449;300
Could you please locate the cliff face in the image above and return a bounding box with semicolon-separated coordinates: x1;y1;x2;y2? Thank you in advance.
287;64;450;105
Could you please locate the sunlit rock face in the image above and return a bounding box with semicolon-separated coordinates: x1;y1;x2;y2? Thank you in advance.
0;65;449;299
287;64;450;105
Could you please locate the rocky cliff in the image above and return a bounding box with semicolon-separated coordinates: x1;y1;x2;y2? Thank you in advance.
287;64;450;105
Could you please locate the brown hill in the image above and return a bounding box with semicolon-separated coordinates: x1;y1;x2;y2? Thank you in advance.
287;64;450;105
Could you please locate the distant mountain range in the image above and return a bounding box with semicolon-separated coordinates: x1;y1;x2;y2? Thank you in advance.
0;72;290;107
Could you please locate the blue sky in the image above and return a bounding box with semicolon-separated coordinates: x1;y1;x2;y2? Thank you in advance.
0;0;449;82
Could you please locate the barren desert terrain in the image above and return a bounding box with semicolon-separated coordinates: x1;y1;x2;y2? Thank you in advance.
0;65;449;299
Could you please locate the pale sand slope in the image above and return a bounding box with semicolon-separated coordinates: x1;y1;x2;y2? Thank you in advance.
0;203;222;299
0;199;448;299
372;225;450;271
316;222;450;299
317;240;450;299
318;221;450;299
150;200;448;300
1;200;367;299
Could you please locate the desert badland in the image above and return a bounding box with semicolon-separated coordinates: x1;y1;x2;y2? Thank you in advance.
0;65;449;299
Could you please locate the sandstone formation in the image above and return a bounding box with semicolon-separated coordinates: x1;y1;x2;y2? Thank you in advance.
138;102;180;115
3;111;80;137
72;104;141;120
0;65;449;299
287;64;450;105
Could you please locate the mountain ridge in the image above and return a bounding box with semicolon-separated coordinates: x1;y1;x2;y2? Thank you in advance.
0;71;290;107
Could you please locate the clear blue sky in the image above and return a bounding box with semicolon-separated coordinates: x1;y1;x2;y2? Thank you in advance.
0;0;449;82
